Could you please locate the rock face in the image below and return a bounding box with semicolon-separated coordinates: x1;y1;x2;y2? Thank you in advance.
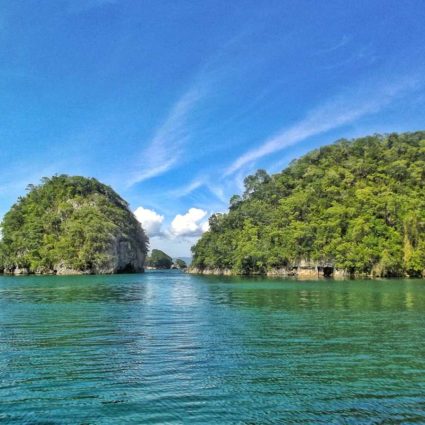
188;265;354;279
0;175;148;275
188;259;369;279
114;238;146;273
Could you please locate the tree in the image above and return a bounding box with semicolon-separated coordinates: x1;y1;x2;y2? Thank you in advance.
145;249;173;269
0;175;148;274
175;259;187;269
191;132;425;277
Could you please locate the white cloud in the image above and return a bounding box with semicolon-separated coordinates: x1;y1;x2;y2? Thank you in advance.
170;208;209;237
225;76;422;176
201;220;210;232
128;86;204;186
134;206;164;237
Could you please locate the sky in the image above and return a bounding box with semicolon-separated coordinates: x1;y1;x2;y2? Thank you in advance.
1;0;425;257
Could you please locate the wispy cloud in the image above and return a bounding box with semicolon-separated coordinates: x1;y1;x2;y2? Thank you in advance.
127;30;284;187
169;175;229;205
315;35;351;55
225;76;422;176
321;44;377;71
168;178;205;198
127;87;204;186
207;183;228;203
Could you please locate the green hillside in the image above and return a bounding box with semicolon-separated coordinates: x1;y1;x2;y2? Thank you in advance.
191;132;425;277
145;249;173;269
0;175;148;275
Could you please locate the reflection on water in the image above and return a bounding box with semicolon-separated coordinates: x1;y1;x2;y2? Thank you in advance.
0;272;424;424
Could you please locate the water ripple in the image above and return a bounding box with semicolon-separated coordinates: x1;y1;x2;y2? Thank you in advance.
0;273;424;423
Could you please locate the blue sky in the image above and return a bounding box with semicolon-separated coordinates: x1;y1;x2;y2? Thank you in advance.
1;0;425;257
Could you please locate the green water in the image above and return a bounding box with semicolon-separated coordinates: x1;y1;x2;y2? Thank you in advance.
0;272;424;424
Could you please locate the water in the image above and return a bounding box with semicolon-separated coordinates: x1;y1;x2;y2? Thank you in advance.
0;271;424;424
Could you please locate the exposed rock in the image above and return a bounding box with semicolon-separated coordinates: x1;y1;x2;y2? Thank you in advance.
188;264;367;279
187;267;232;276
0;175;148;275
13;267;30;275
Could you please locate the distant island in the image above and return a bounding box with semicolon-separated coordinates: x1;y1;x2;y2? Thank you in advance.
145;249;187;270
0;175;148;275
190;131;425;278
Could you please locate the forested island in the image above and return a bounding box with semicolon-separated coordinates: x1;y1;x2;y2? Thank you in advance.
145;249;187;270
0;133;423;278
191;132;425;278
0;175;148;275
145;249;173;269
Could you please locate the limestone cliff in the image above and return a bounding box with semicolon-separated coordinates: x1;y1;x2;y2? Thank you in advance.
0;175;148;275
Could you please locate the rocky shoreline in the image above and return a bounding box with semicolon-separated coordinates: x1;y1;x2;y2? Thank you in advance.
1;266;145;276
187;267;352;278
187;263;423;279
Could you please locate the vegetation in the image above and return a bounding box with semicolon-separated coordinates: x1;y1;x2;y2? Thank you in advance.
0;175;148;274
145;249;173;269
175;258;187;269
191;132;425;277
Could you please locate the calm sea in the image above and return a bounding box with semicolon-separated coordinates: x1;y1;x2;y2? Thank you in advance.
0;271;424;424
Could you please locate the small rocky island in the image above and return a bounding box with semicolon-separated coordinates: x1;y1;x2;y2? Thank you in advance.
145;249;187;270
0;175;148;275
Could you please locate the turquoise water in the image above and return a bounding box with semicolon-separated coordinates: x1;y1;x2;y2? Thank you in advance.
0;272;424;424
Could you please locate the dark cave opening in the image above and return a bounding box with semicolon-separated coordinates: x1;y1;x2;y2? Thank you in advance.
117;263;136;274
323;266;334;277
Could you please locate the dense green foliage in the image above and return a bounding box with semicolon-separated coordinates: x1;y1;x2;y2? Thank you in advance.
175;258;187;269
192;132;425;277
0;175;148;273
145;249;173;269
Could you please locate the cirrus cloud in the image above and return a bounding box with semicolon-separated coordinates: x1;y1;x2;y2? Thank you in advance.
225;75;423;176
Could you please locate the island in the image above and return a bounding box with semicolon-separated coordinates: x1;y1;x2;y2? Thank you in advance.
190;131;425;278
0;175;148;275
145;249;187;270
145;249;173;269
173;258;187;269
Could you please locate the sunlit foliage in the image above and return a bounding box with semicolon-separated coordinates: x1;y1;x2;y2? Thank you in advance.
145;249;173;269
192;132;425;277
0;175;148;273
